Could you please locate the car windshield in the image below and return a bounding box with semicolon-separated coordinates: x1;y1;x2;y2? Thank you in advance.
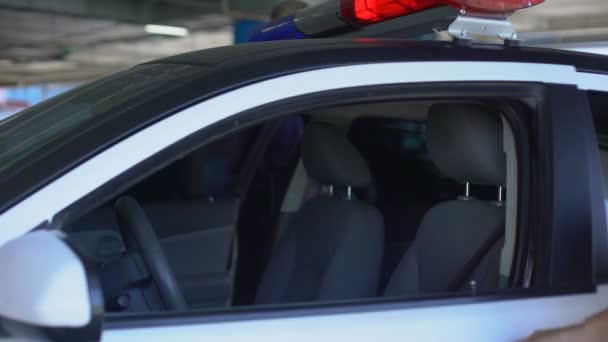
0;63;206;179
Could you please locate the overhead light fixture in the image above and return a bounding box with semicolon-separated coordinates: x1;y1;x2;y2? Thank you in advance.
144;24;189;37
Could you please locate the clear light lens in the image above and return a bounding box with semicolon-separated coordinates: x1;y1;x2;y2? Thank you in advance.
447;0;544;12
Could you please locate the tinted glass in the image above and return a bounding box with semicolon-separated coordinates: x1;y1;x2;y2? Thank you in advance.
0;63;207;178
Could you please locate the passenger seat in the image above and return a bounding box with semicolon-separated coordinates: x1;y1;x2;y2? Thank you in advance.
385;103;506;296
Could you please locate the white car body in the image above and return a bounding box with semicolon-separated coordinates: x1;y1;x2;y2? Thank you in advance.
0;44;607;341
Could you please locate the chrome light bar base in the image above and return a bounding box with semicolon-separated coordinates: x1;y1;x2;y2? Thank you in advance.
448;15;522;45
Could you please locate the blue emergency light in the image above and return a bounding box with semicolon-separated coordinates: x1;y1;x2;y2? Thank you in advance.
249;15;306;42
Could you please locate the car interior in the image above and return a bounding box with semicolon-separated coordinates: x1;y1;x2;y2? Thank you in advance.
63;99;519;313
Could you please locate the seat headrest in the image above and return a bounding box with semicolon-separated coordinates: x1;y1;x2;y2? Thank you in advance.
301;122;371;188
427;103;506;186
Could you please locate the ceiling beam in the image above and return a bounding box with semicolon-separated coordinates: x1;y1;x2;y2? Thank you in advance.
0;0;221;24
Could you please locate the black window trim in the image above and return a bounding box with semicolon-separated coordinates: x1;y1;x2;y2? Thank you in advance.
104;287;590;330
584;90;608;283
532;85;597;289
45;81;587;329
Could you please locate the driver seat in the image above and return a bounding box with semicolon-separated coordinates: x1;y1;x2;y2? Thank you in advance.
255;122;384;304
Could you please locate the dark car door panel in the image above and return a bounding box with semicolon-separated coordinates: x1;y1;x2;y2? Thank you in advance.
66;197;240;309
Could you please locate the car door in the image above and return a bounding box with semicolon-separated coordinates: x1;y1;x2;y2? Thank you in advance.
93;63;605;342
1;49;607;341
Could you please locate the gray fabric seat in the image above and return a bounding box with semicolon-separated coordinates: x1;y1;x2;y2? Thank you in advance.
385;103;507;297
255;122;384;305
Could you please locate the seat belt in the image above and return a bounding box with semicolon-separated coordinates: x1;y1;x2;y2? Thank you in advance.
447;222;505;292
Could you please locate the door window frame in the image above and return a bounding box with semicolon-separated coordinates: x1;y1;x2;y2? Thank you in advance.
71;82;549;325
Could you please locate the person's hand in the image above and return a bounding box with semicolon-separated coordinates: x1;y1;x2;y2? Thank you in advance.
518;324;587;342
518;309;608;342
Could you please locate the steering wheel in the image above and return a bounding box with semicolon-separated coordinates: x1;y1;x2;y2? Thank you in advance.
115;196;187;311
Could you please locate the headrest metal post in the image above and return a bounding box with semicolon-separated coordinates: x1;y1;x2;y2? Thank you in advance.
498;186;504;202
328;185;334;196
346;186;352;200
465;182;470;197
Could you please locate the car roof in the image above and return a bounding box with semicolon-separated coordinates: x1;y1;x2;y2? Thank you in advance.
154;38;608;73
0;38;606;215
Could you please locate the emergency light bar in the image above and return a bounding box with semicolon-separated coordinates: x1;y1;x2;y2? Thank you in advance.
249;0;544;42
340;0;544;26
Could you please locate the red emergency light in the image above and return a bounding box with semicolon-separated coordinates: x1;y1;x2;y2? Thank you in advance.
340;0;544;26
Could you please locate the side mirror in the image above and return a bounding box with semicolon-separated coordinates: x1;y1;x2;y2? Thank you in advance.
0;231;103;341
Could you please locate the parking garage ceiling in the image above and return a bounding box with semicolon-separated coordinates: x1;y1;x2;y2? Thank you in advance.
0;0;607;86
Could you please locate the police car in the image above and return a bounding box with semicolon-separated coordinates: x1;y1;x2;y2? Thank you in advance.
0;0;607;341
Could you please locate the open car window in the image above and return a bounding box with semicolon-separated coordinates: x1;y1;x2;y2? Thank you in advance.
58;92;530;316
